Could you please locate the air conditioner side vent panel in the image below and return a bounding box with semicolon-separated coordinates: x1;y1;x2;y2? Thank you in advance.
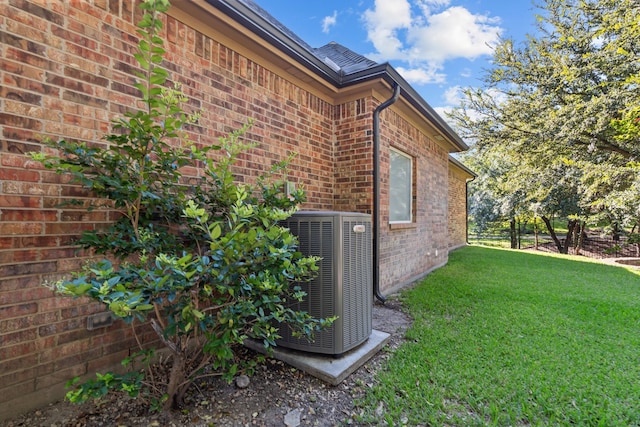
277;211;372;355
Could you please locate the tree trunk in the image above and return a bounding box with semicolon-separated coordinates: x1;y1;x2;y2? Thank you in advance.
150;319;188;411
541;215;564;253
575;221;586;255
632;224;640;257
562;219;577;254
510;218;517;249
534;219;539;250
165;353;186;411
517;219;523;249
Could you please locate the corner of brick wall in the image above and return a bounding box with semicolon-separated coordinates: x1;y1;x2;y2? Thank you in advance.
448;166;469;249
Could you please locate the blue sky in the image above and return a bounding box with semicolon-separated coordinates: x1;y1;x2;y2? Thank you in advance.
253;0;540;119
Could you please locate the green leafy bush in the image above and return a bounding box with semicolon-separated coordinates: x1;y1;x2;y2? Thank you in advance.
33;0;331;411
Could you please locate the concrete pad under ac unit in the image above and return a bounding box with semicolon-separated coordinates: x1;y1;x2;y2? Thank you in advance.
245;329;390;386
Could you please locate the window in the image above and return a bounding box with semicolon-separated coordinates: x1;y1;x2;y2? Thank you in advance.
389;148;413;223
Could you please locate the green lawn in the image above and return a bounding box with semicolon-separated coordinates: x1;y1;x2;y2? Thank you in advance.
359;246;640;426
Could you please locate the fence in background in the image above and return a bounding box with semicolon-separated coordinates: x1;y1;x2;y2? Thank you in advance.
469;234;639;259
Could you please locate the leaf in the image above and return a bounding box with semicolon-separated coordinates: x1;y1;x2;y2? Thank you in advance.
209;224;222;240
106;276;121;287
138;39;150;53
133;52;149;70
149;72;167;86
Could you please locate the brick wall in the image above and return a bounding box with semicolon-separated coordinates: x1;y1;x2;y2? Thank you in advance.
334;98;373;213
448;163;471;250
376;107;451;294
0;0;463;419
0;1;338;419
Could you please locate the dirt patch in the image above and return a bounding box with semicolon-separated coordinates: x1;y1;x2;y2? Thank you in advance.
4;298;412;427
612;258;640;267
596;257;640;269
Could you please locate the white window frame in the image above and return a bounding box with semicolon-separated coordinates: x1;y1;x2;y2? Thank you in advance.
389;147;413;224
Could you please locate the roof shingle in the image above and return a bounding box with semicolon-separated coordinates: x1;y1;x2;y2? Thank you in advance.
237;0;379;75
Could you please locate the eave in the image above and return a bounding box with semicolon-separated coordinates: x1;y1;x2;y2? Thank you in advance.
449;155;476;179
170;0;468;153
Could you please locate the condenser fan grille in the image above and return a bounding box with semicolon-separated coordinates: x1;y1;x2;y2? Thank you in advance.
277;211;372;355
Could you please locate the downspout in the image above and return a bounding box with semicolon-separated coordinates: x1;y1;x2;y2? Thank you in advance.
372;83;401;304
465;176;475;244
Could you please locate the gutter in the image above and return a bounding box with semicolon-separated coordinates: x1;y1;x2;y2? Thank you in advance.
465;175;475;244
208;1;467;152
372;83;401;304
346;67;468;152
208;0;338;81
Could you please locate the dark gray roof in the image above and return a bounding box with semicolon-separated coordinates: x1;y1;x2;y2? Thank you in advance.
207;0;467;151
236;0;316;53
235;0;378;75
314;42;379;75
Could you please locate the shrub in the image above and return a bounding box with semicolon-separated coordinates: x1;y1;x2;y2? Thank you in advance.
32;0;332;411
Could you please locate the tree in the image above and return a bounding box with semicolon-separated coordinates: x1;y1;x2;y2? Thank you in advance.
462;144;584;252
462;146;525;248
463;148;508;237
32;0;332;412
451;0;640;245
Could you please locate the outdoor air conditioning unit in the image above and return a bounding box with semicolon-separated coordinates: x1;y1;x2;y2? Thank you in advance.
277;211;373;355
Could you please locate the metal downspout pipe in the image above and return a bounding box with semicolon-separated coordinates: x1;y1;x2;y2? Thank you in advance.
465;176;476;244
372;83;401;304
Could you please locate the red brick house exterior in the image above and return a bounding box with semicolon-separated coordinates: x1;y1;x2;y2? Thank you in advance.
0;0;470;418
448;156;475;251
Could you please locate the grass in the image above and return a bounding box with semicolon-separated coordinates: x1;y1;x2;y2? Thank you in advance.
359;246;640;426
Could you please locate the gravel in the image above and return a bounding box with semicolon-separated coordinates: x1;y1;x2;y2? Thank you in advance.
4;298;412;427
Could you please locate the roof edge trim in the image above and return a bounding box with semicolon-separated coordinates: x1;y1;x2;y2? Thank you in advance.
204;0;468;151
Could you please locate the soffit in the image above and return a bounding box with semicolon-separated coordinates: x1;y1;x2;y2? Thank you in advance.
371;85;466;153
168;1;467;153
168;1;340;102
449;155;476;179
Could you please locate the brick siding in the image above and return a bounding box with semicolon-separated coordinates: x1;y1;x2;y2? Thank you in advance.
377;108;451;293
0;0;464;419
448;163;471;250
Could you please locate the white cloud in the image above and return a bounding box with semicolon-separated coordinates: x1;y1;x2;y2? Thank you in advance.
415;0;451;16
431;86;462;122
363;0;412;58
442;85;463;105
433;105;453;121
460;67;472;78
362;1;503;86
396;66;446;85
322;11;338;34
364;0;412;30
407;6;502;63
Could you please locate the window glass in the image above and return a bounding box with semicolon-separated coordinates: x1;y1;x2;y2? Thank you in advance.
389;148;412;223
